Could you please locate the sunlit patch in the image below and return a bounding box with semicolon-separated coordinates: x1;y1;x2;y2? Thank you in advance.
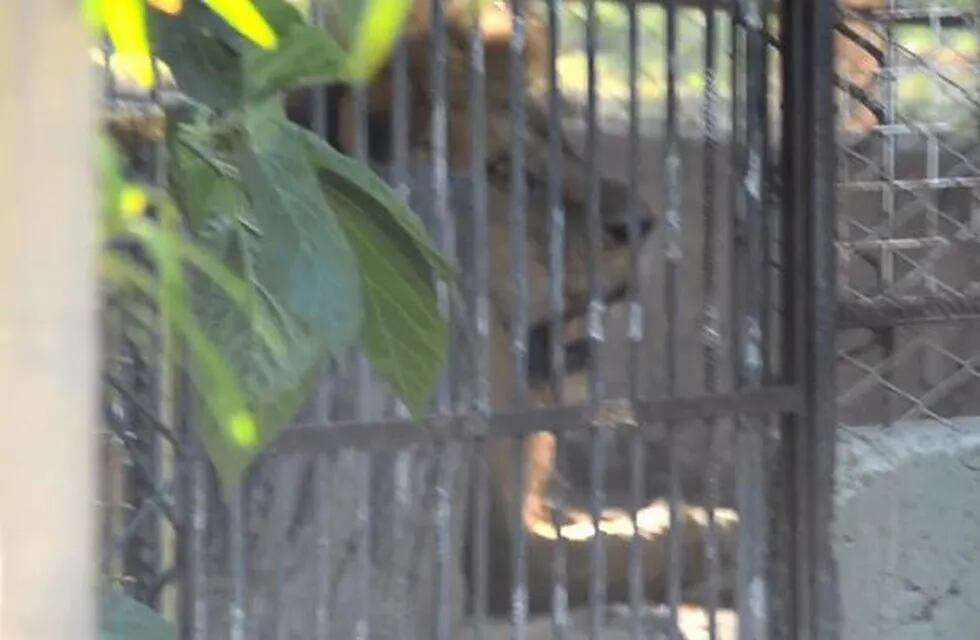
228;410;258;448
525;498;739;542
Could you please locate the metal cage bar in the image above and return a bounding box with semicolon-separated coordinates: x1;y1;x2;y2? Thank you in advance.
779;0;841;638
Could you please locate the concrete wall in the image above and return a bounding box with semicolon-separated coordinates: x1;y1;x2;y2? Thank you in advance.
835;419;980;639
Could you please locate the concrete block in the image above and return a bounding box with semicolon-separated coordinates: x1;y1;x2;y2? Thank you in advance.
835;419;980;639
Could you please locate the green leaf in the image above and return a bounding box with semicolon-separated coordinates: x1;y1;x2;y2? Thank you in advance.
186;218;324;488
100;591;176;640
161;108;337;488
301;131;449;418
100;251;259;487
296;125;454;279
166;116;246;233
247;0;307;34
232;100;363;359
149;4;246;110
192;311;323;491
246;23;348;98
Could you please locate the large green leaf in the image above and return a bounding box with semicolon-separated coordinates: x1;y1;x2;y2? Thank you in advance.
232;100;362;359
245;23;347;99
165;113;245;233
296;126;454;279
301;132;449;418
187;231;324;489
247;0;307;34
149;4;246;110
243;0;349;97
165;124;326;488
100;591;176;640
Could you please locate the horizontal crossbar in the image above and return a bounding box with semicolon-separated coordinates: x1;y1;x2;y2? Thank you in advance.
267;385;803;454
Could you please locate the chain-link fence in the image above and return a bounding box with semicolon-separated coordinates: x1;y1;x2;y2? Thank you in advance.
836;1;980;427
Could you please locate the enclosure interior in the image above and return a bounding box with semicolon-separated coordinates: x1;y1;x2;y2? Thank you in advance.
95;0;980;638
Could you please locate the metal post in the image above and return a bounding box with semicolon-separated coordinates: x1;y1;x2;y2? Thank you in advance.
0;2;97;639
780;0;840;638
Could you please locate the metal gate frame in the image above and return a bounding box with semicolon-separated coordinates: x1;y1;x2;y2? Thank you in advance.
96;0;845;637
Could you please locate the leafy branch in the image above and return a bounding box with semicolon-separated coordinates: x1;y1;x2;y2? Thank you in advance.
92;0;452;492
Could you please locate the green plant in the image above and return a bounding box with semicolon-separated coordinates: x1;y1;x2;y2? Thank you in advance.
91;0;452;492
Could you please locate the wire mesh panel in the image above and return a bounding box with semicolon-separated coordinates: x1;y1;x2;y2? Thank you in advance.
835;0;980;426
96;0;842;638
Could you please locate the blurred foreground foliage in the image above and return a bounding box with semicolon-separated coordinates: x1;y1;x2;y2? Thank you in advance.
91;0;451;495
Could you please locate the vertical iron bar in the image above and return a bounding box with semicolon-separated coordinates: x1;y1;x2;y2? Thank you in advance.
664;0;683;637
307;3;332;635
430;0;453;411
435;449;454;640
584;0;603;408
354;454;372;640
509;440;528;640
313;455;331;640
349;30;374;640
588;430;607;640
271;458;296;640
779;2;807;636
807;0;841;636
881;0;897;424
392;449;414;640
701;0;721;637
428;1;455;638
583;0;607;636
545;0;569;636
509;0;530;637
391;35;409;193
781;0;840;638
625;0;646;637
468;0;491;637
732;1;770;639
390;24;413;640
310;0;329;140
313;374;333;640
229;484;247;640
472;450;490;640
186;387;208;640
